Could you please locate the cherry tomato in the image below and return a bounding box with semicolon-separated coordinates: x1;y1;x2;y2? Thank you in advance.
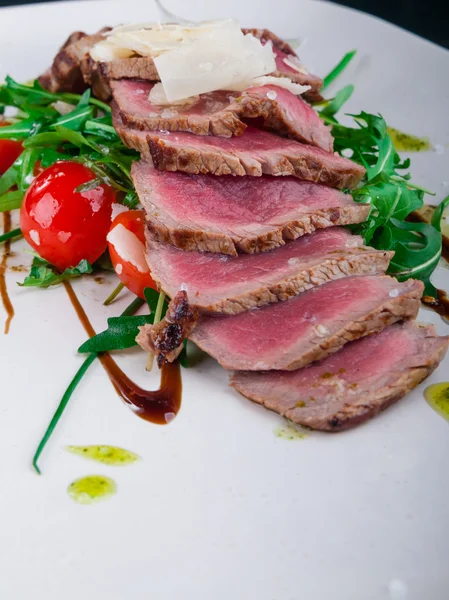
20;161;115;270
107;209;157;299
0;121;23;174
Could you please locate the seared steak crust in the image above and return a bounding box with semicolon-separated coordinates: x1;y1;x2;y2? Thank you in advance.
242;28;323;102
136;291;198;366
132;164;369;256
113;108;365;189
38;30;109;95
145;229;393;315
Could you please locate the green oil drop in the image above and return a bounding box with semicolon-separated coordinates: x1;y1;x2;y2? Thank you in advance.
274;423;308;440
387;127;432;152
67;475;116;505
424;382;449;422
66;445;140;466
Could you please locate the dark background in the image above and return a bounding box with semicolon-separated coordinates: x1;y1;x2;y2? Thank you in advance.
1;0;448;49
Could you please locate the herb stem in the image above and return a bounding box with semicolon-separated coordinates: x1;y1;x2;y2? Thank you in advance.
322;49;357;90
390;176;436;195
32;353;97;475
146;290;166;372
61;93;111;114
32;294;144;474
0;227;22;244
104;281;125;306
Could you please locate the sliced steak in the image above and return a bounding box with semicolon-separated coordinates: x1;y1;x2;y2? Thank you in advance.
190;276;423;371
231;322;449;431
112;80;332;150
39;30;109;94
136;291;198;366
145;227;393;314
111;80;245;137
233;85;333;151
133;164;370;255
113;109;365;188
242;28;323;102
98;56;160;82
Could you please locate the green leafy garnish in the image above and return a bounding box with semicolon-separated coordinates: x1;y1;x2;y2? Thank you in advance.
322;49;357;90
32;295;144;474
0;76;139;210
78;315;152;353
19;256;92;288
78;287;168;354
0;227;22;244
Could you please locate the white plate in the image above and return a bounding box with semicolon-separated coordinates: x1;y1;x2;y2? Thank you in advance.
1;1;449;599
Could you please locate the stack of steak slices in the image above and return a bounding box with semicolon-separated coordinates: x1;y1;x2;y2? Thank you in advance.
102;29;448;431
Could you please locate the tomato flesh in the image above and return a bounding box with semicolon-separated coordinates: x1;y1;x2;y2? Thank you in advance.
108;210;157;299
0;122;23;174
20;161;115;270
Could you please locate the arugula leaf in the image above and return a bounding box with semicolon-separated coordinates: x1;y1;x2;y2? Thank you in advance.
0;189;23;212
19;257;92;288
78;315;152;353
320;85;354;121
78;287;170;354
322;50;357;90
431;195;449;232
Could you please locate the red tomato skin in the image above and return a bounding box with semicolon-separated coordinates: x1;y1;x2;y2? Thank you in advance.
0;122;23;174
108;210;157;299
20;161;115;270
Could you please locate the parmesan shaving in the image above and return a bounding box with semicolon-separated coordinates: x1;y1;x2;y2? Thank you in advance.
283;55;309;75
148;82;199;106
154;22;275;102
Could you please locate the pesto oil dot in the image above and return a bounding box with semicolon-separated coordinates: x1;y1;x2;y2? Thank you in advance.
67;475;116;505
66;445;140;466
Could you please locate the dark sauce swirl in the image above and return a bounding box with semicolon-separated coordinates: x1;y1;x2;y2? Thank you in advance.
0;211;14;334
63;281;181;424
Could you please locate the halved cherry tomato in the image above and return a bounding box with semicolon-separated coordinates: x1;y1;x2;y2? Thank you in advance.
107;209;157;299
0;122;23;174
20;161;115;270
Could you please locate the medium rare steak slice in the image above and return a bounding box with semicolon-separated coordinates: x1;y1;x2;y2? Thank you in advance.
242;28;323;102
190;276;423;371
133;164;370;255
111;81;245;137
112;81;332;149
136;291;198;366
231;322;449;431
233;85;333;151
113;109;365;188
146;227;393;314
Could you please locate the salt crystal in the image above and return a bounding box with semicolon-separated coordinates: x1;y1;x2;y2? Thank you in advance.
389;289;399;298
314;324;329;337
288;257;299;265
159;129;170;135
266;90;277;100
180;282;188;291
161;108;178;118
